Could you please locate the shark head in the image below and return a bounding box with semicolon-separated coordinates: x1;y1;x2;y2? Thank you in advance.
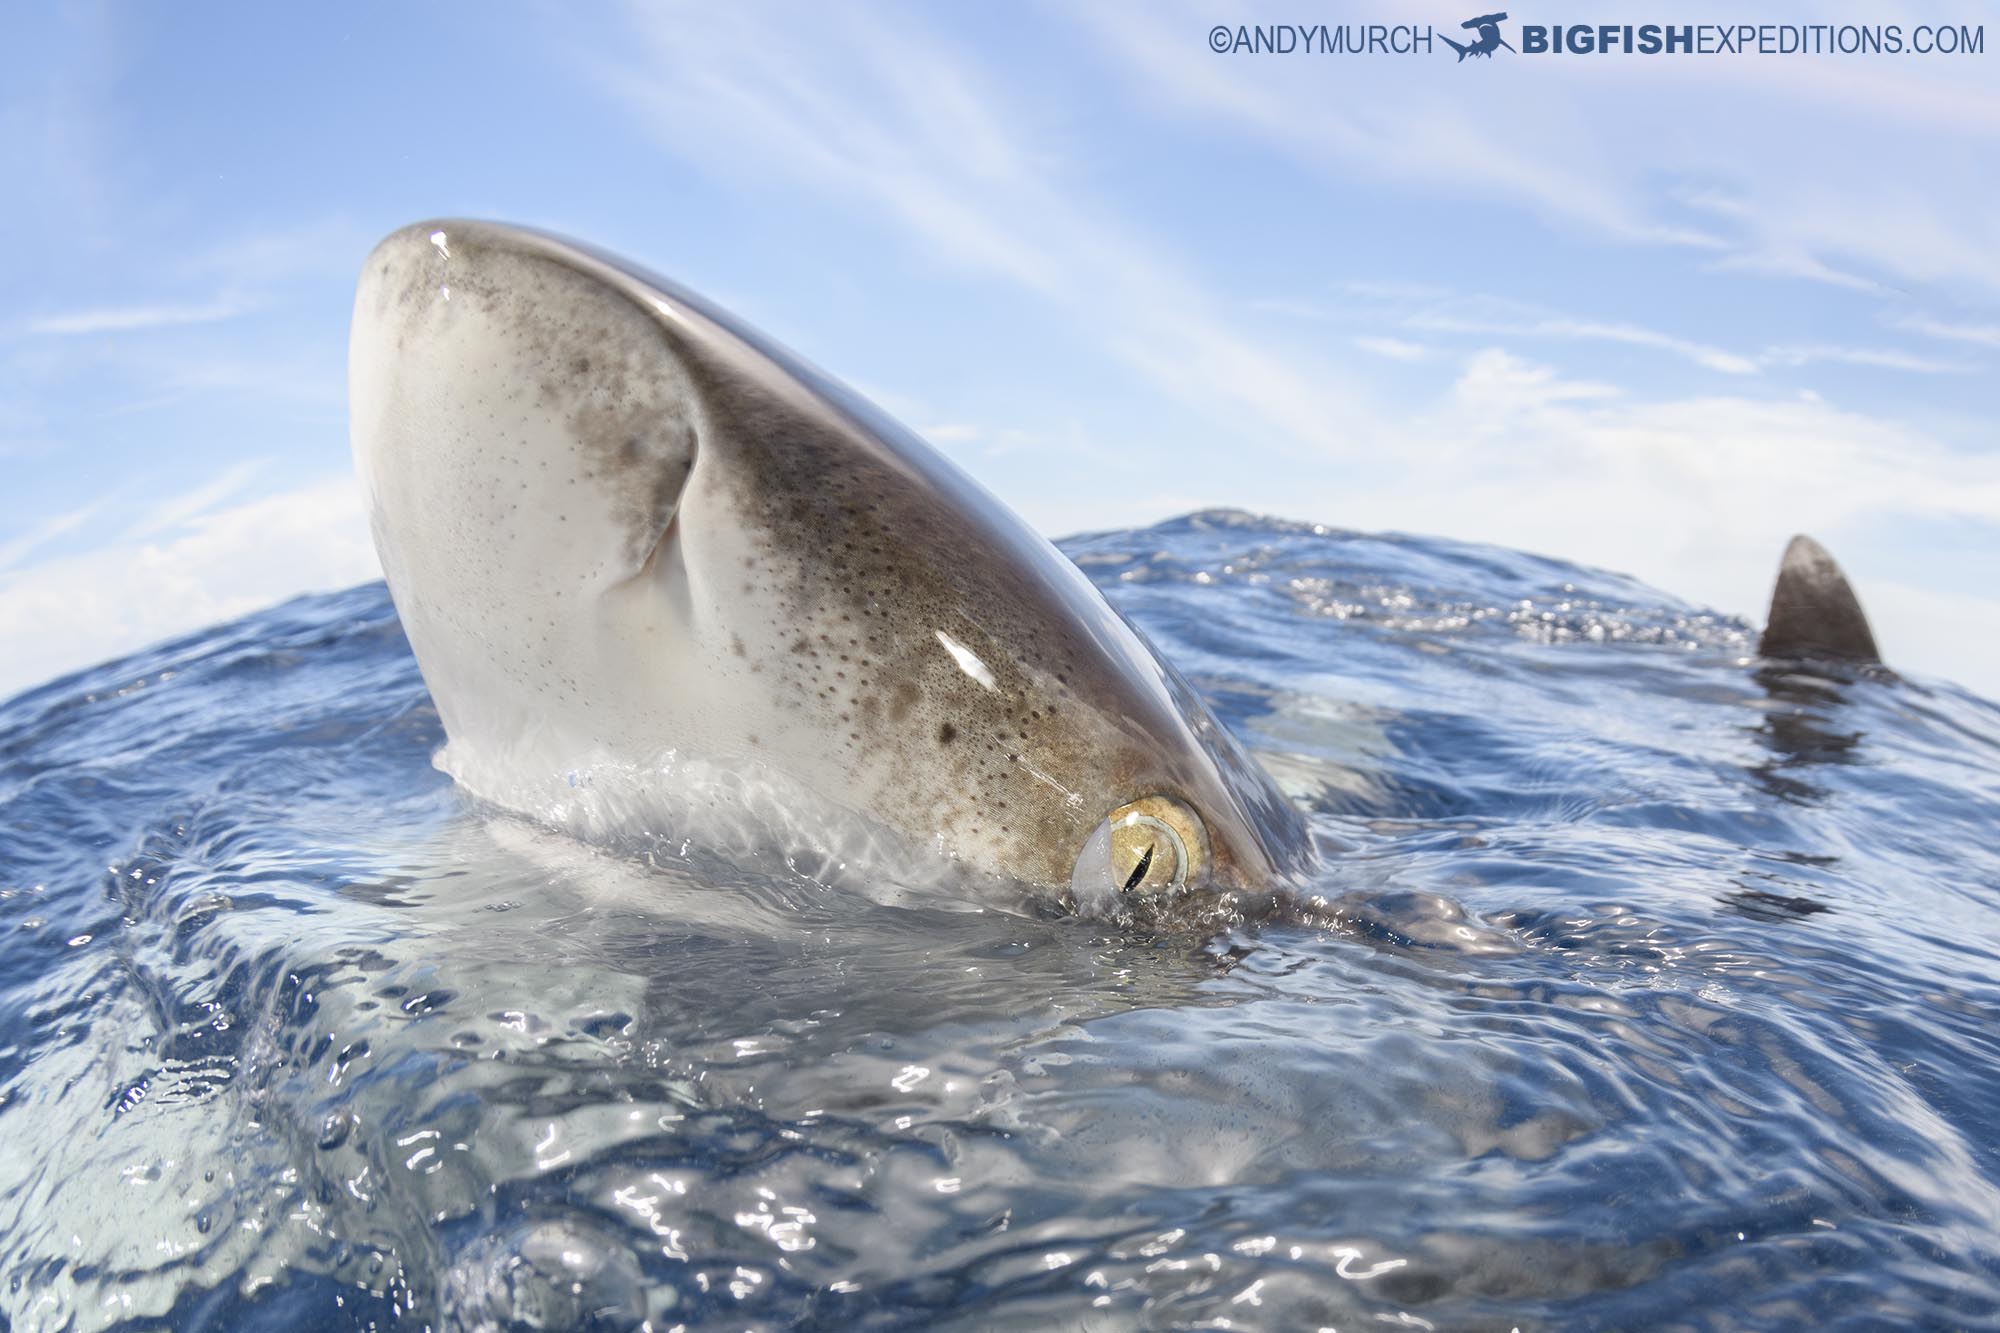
350;220;1309;910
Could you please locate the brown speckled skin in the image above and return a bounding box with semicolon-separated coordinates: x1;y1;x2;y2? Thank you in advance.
352;220;1309;898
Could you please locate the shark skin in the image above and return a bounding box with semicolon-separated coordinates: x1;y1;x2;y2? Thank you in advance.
350;220;1312;910
1759;534;1883;666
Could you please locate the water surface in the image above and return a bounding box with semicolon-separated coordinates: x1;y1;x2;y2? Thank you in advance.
3;511;1998;1330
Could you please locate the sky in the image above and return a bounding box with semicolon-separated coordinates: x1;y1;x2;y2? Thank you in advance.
1;1;1997;699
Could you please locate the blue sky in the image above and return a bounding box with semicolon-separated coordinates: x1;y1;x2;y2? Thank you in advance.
3;1;1997;696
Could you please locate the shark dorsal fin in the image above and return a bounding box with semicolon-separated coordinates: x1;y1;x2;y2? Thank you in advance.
1759;535;1882;665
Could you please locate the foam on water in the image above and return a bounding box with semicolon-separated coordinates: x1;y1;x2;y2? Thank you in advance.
2;511;1998;1330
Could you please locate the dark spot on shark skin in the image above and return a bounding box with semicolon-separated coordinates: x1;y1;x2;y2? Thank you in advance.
938;722;957;745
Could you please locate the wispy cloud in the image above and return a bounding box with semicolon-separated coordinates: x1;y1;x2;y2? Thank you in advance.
1296;285;1967;379
1073;0;2000;301
1069;3;1725;253
25;295;254;336
1760;344;1972;375
1300;286;1763;376
0;498;110;572
1704;245;1884;295
127;458;268;539
600;3;1371;458
0;459;272;582
1897;315;2000;352
1351;335;1428;362
1413;311;1761;376
173;216;371;287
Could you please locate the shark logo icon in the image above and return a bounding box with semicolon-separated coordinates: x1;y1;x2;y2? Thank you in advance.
1443;11;1515;59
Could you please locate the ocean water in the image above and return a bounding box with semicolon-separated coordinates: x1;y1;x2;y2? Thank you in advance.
2;509;1998;1331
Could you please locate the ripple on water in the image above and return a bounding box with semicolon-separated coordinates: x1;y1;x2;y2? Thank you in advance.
1;516;1998;1329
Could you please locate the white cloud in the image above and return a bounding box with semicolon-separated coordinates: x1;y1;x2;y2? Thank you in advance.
1351;335;1428;362
1897;315;2000;351
1293;282;1973;379
1705;246;1884;294
1331;348;2000;694
1407;309;1761;376
0;475;378;700
1447;347;1622;418
1859;578;2000;702
1305;286;1767;376
1759;344;1972;374
25;296;253;336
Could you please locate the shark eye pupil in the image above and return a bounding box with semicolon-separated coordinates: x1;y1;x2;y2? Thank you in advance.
1120;840;1157;892
1111;815;1181;895
1068;795;1207;914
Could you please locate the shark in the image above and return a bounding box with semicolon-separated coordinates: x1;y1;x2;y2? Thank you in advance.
350;220;1313;915
349;220;1884;916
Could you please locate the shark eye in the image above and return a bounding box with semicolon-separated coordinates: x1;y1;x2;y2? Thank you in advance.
1068;795;1207;913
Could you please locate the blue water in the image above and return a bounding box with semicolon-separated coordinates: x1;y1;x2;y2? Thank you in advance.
3;510;1999;1331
